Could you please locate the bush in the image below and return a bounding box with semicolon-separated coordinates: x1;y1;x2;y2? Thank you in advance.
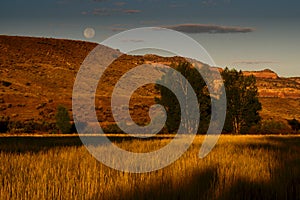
23;120;36;133
287;118;300;132
250;120;291;134
103;123;123;133
1;80;12;87
55;105;72;134
0;116;10;133
8;121;24;134
71;121;87;133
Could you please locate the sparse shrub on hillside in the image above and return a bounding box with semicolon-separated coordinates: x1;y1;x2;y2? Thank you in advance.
23;120;37;133
1;80;12;87
103;123;124;133
39;121;58;133
55;105;72;134
8;121;24;134
287;118;300;132
0;106;6;111
71;121;87;133
250;120;291;134
36;102;47;110
0;116;10;133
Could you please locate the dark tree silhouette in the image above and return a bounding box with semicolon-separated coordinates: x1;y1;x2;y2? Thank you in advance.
288;118;300;132
0;116;10;133
55;105;71;134
222;68;262;134
155;62;211;134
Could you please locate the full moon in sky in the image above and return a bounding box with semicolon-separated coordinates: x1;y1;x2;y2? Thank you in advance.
83;28;95;39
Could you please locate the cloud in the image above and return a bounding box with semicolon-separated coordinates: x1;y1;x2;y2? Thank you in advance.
111;27;128;32
201;0;231;6
123;9;142;14
92;0;109;2
110;24;130;32
232;60;279;65
82;8;141;16
164;24;255;34
121;39;145;43
86;8;123;16
139;20;158;25
114;1;126;6
169;3;185;8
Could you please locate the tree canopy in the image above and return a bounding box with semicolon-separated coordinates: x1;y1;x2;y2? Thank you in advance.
55;105;72;134
155;62;211;134
221;68;262;134
156;64;262;135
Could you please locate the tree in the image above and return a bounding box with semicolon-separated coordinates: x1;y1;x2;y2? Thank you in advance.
288;118;300;132
155;62;211;134
221;68;262;134
0;116;10;133
55;105;71;134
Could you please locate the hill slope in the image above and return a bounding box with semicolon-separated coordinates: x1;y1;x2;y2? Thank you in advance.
0;35;299;127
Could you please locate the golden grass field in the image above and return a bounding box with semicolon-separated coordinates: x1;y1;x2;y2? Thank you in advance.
0;135;299;200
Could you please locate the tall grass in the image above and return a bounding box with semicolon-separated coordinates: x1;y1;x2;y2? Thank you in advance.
0;135;299;199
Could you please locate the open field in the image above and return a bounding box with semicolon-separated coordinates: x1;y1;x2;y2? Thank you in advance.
0;135;299;199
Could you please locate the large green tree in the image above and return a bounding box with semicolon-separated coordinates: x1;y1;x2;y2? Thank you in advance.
155;62;211;134
55;105;72;134
221;68;262;134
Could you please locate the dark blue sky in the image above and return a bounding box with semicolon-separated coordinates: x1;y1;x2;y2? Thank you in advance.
0;0;299;76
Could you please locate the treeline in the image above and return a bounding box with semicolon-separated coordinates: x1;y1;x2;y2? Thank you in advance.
0;116;58;134
1;63;299;134
155;63;299;135
0;105;79;134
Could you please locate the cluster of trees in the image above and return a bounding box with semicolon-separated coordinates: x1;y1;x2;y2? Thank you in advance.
1;62;299;135
0;105;76;134
156;63;300;134
156;63;261;134
0;116;57;134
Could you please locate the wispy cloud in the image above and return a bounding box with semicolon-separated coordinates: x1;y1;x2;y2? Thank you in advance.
114;1;126;6
91;8;121;16
232;60;279;65
121;39;145;43
169;3;185;8
110;24;130;32
123;9;142;14
164;24;255;34
82;8;141;16
139;20;158;25
92;0;109;2
201;0;231;6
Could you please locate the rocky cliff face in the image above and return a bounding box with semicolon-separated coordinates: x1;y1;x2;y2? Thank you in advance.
208;68;299;99
243;69;279;79
243;70;300;99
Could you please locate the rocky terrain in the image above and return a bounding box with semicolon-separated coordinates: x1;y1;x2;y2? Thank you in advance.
0;35;299;126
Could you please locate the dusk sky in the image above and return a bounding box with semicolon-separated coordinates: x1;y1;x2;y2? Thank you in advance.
0;0;299;76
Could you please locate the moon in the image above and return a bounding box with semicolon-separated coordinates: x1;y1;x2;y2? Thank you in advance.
83;28;95;39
